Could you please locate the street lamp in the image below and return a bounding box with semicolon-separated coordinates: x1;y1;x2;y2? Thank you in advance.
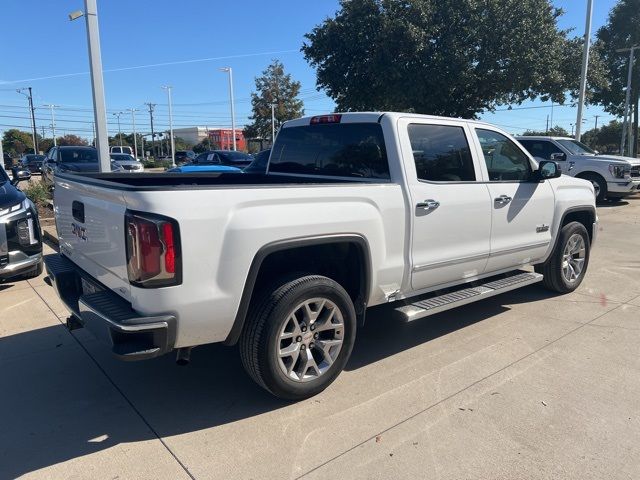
112;112;123;147
69;0;110;172
43;104;59;146
574;0;593;142
127;108;138;159
161;86;176;167
16;88;38;154
220;67;236;151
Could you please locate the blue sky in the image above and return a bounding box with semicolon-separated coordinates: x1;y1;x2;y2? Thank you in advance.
0;0;620;141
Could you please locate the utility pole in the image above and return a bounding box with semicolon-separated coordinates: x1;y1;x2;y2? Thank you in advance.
570;123;575;136
113;112;123;147
594;115;600;131
220;67;236;151
128;108;138;159
145;103;156;158
270;103;277;145
69;0;110;172
575;0;593;142
546;114;549;134
17;87;38;154
618;46;638;156
43;104;58;146
161;86;176;167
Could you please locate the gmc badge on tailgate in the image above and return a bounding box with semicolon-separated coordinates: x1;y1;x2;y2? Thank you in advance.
71;222;88;242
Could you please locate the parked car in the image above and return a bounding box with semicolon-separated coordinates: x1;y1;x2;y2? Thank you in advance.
192;150;254;168
516;136;640;202
166;164;242;173
110;154;144;173
19;154;46;174
42;146;123;188
45;112;597;400
243;149;270;174
0;166;43;280
110;146;134;156
175;150;196;166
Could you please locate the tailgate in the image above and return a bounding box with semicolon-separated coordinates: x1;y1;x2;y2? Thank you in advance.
54;176;131;299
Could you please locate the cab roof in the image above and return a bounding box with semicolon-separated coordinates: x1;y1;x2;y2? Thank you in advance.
282;112;503;129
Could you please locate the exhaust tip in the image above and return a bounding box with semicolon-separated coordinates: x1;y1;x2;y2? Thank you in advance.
176;347;192;366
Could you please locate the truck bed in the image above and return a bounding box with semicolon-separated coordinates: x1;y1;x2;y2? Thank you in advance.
60;172;380;190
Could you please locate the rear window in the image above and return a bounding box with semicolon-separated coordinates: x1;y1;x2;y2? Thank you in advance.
60;149;98;163
269;123;390;180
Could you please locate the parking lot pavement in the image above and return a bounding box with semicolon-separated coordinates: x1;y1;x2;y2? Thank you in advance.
1;198;639;479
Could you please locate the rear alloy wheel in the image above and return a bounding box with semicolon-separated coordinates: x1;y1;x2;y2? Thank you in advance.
240;275;356;400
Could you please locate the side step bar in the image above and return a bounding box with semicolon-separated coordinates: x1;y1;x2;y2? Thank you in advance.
395;271;543;322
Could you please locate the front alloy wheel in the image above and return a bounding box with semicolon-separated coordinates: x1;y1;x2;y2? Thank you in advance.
561;234;586;284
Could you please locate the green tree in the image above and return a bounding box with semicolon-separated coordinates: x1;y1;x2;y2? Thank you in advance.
193;137;220;153
521;126;569;137
39;138;55;153
2;129;34;156
591;0;640;156
244;60;305;141
57;134;89;146
302;0;605;118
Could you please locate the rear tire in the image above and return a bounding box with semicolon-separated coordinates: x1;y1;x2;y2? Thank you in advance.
240;275;356;400
535;222;590;293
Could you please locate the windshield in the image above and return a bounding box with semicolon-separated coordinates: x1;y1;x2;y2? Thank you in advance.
60;149;98;163
217;151;253;162
110;154;133;161
556;139;596;155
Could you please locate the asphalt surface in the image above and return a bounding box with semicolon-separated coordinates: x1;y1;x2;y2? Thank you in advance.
1;197;639;479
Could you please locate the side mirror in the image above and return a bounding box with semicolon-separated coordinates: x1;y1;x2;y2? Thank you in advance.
11;167;31;185
538;160;561;180
550;152;566;162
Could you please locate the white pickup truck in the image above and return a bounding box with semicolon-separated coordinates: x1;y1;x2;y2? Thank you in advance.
45;113;597;400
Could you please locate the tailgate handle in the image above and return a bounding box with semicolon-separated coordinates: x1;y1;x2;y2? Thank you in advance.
72;201;85;223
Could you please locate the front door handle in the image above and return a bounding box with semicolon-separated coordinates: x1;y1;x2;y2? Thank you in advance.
416;199;440;210
494;195;512;205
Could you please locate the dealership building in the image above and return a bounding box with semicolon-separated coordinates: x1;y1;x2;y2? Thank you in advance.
172;127;246;151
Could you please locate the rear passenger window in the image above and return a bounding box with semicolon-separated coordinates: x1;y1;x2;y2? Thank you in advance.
269;123;390;179
408;124;476;182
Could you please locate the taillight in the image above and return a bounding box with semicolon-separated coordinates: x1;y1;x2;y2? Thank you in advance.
125;211;181;288
310;114;342;125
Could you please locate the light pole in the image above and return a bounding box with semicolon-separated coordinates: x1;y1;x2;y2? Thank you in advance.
127;108;138;159
162;86;176;167
618;46;639;156
17;88;38;154
43;104;59;146
575;0;594;142
220;67;236;151
112;112;123;147
69;0;110;172
271;103;276;144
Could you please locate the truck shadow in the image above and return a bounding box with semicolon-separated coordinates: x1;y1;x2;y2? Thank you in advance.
0;284;559;479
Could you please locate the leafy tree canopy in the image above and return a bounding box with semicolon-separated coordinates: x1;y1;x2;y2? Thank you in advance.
2;129;34;156
244;60;305;140
57;134;88;146
303;0;606;118
521;126;569;137
193;137;220;153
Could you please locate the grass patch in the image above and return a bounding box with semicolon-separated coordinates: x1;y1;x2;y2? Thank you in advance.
22;181;51;207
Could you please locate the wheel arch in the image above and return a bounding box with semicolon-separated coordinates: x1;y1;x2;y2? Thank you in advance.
548;206;596;257
224;234;372;346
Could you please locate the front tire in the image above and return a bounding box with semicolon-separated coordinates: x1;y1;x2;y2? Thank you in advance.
579;173;607;202
240;275;356;400
535;222;590;293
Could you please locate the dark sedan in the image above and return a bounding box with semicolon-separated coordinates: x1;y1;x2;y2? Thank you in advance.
192;150;254;168
19;154;46;174
42;146;123;188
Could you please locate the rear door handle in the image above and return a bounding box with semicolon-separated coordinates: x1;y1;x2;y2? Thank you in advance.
494;195;512;205
416;199;440;210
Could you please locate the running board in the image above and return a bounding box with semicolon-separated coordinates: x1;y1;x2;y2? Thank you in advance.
395;271;543;322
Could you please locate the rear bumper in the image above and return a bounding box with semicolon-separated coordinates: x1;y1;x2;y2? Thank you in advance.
44;253;176;361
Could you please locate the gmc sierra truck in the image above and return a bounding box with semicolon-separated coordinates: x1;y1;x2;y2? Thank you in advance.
45;113;597;400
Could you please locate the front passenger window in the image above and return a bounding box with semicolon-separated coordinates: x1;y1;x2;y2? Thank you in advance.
476;129;532;182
